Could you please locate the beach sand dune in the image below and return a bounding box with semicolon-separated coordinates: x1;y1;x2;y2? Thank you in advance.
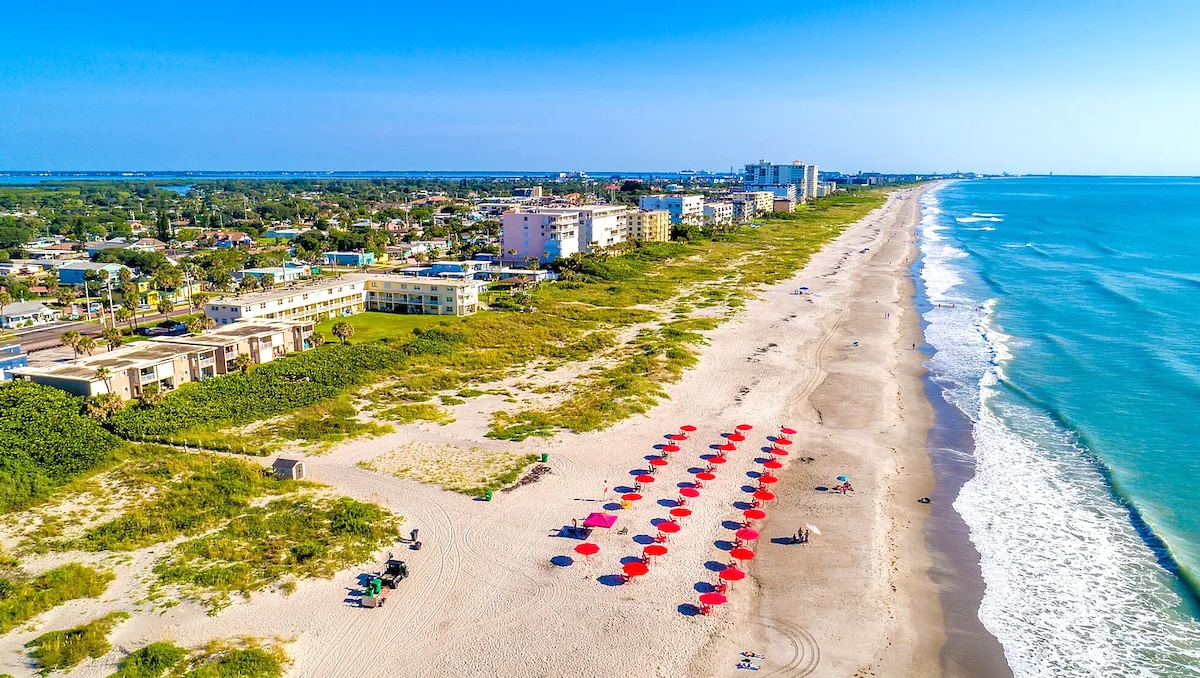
3;188;946;678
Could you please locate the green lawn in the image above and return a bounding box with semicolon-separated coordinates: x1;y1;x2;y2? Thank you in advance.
315;312;452;344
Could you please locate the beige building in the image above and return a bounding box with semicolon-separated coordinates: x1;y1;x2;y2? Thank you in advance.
629;210;671;242
363;275;485;316
773;198;798;213
14;320;314;401
729;191;775;214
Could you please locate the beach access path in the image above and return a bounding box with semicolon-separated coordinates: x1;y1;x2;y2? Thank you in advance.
25;187;946;678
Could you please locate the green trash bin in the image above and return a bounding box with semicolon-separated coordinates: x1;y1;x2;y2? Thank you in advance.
540;452;549;463
484;490;493;501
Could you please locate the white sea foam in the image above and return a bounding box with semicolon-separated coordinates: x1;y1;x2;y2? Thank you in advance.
918;191;1200;677
956;216;1004;223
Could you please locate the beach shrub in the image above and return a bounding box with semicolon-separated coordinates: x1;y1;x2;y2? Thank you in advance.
0;381;121;512
182;646;284;678
110;642;187;678
26;611;130;674
0;562;115;633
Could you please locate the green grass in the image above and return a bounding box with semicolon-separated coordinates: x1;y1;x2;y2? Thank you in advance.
377;402;455;426
0;562;115;634
27;611;130;674
109;641;187;677
263;396;392;448
314;311;447;344
153;496;401;612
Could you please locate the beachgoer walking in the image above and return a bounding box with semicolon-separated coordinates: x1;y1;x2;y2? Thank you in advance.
410;528;419;542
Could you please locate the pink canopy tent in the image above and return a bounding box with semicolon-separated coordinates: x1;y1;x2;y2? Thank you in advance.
582;512;618;528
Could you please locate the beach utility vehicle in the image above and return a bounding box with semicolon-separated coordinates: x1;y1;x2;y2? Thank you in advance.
360;558;409;608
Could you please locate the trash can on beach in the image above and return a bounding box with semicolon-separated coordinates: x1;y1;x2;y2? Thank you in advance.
540;453;549;463
484;490;493;501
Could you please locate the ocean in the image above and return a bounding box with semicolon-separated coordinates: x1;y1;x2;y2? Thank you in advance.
917;177;1200;676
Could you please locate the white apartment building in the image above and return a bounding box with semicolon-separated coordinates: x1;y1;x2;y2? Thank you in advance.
743;160;818;201
573;205;630;251
206;278;369;325
638;194;704;225
205;274;487;325
703;202;735;226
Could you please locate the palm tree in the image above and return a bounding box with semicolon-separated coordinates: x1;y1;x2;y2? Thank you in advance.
139;382;165;406
101;327;123;351
115;306;135;333
77;335;97;357
185;316;214;335
310;333;326;348
261;273;275;291
190;292;211;313
56;288;76;308
61;330;82;362
331;321;354;344
93;366;112;394
230;353;253;375
158;299;174;318
85;392;124;419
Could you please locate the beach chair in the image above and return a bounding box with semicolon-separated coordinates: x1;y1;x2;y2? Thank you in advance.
700;604;712;615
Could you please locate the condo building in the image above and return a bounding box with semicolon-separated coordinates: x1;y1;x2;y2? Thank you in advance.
638;195;704;225
629;210;671;242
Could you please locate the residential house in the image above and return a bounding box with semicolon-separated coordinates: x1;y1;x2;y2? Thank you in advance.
0;301;57;329
58;261;131;285
323;251;376;267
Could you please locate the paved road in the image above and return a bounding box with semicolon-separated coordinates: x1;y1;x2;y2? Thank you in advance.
0;311;178;353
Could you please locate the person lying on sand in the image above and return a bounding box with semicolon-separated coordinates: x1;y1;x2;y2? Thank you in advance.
741;651;765;659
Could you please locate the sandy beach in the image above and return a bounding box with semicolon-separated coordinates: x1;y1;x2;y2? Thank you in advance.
0;186;948;677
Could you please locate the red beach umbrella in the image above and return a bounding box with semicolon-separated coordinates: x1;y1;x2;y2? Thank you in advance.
667;433;688;441
775;438;793;446
736;424;753;432
729;548;756;562
635;474;655;484
735;528;760;541
623;561;649;578
648;458;669;467
726;433;746;442
680;425;697;433
574;543;599;557
657;521;681;534
695;472;716;481
699;592;728;605
643;544;668;557
679;488;701;498
780;426;797;435
717;443;737;453
758;475;779;485
621;493;643;502
753;490;776;502
669;507;692;519
661;444;681;453
763;459;783;470
718;568;746;582
708;456;728;465
743;509;767;521
769;448;789;457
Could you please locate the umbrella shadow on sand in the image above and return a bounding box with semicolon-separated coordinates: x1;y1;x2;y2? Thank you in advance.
656;499;677;508
551;555;574;567
632;534;656;545
770;537;800;546
598;575;626;587
814;486;830;492
687;466;706;474
703;560;726;573
740;485;758;494
677;604;703;617
714;540;735;551
614;485;636;494
603;502;623;511
721;520;743;531
694;581;718;594
732;501;755;510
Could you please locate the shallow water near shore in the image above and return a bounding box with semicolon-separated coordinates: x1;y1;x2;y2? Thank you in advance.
917;177;1200;676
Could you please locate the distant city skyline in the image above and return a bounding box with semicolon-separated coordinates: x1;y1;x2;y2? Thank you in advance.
2;1;1199;175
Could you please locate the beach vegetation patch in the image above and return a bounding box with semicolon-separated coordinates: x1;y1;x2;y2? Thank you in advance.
109;641;187;677
0;562;115;634
26;611;130;674
360;442;538;497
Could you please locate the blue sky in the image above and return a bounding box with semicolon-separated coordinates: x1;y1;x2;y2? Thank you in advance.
1;1;1198;174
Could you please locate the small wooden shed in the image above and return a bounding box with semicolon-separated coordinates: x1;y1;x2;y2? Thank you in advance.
272;458;306;481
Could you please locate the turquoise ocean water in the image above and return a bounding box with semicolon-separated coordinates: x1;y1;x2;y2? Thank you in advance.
917;177;1200;676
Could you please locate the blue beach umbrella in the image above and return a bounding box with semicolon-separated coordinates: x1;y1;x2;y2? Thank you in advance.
836;475;849;483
